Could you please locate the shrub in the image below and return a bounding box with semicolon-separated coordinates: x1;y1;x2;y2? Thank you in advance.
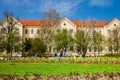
102;53;120;57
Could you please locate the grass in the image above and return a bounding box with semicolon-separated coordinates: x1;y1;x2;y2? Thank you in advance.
0;63;120;77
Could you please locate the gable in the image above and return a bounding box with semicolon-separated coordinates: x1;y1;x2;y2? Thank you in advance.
105;18;120;29
59;17;76;29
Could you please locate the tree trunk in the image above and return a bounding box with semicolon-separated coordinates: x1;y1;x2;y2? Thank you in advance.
82;48;87;57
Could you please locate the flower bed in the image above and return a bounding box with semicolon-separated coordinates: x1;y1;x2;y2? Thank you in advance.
0;57;120;64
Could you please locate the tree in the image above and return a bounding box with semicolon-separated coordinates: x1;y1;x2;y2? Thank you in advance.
75;30;91;57
110;27;120;54
39;8;60;53
3;31;21;58
93;31;104;56
43;8;60;20
22;38;47;57
24;39;31;51
55;29;73;51
39;27;55;52
0;11;22;58
30;38;47;57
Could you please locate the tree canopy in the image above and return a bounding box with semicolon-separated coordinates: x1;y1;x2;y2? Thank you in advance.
75;30;91;57
55;29;73;51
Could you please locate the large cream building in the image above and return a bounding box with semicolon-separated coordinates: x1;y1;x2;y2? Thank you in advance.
0;17;120;54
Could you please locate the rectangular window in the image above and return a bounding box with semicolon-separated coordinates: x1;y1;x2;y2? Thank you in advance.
25;38;27;41
25;29;28;34
31;29;34;34
108;30;111;34
1;28;6;34
70;29;73;33
0;29;2;34
16;29;19;34
37;29;39;34
99;30;101;33
2;28;6;34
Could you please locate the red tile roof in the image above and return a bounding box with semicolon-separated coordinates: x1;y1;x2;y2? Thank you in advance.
19;20;40;26
19;20;56;26
72;21;107;27
19;20;106;27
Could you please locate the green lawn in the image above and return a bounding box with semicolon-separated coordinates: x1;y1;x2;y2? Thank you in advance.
0;63;120;77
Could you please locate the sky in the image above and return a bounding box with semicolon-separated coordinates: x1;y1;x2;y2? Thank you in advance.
0;0;120;21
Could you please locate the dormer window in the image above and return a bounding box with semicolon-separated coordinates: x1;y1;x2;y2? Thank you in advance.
64;23;66;26
114;24;116;26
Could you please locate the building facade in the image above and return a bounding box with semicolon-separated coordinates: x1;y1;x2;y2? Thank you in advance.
0;17;120;55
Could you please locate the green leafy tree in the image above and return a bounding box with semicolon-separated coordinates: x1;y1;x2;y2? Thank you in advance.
5;32;21;57
39;27;55;52
75;30;91;57
111;27;120;54
24;39;32;52
0;11;22;58
38;8;60;53
30;38;47;56
55;29;73;51
108;35;113;54
93;31;104;56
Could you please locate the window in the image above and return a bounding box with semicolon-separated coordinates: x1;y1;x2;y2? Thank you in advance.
16;29;19;34
37;29;39;34
108;30;111;34
25;38;27;41
99;30;101;33
31;29;34;34
1;29;3;34
70;29;73;33
1;28;6;34
89;47;91;52
64;23;66;26
114;24;116;26
25;29;28;34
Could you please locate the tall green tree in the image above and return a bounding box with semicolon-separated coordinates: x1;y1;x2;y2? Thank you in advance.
0;11;22;58
30;38;47;56
75;30;91;57
38;26;55;53
111;27;120;54
24;39;31;51
39;8;60;52
5;32;21;54
93;31;104;56
55;29;73;51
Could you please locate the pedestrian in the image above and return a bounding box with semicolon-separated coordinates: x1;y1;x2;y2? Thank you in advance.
58;47;63;61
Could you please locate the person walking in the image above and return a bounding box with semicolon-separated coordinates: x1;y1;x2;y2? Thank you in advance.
58;47;63;61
